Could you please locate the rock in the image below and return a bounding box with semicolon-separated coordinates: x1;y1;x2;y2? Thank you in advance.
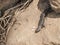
6;0;60;45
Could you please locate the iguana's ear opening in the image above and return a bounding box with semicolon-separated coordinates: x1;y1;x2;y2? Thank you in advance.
49;0;60;13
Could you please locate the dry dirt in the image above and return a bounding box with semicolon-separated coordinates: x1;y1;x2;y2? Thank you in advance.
6;0;60;45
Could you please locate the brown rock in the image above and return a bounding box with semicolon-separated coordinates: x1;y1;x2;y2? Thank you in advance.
6;0;60;45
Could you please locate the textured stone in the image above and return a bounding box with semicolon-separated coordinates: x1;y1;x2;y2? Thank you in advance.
6;0;60;45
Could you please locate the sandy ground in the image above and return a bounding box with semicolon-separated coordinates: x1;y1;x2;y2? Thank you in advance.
6;0;60;45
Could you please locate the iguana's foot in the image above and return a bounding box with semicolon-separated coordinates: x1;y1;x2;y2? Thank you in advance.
35;24;45;33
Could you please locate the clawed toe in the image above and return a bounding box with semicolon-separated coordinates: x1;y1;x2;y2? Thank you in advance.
35;29;40;33
35;27;41;33
35;25;45;33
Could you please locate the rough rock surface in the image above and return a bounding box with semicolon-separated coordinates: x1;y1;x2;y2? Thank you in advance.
6;0;60;45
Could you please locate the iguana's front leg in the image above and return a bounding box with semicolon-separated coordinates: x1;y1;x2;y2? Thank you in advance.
35;12;45;33
35;7;54;33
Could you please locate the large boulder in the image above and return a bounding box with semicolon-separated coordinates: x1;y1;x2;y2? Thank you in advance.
6;0;60;45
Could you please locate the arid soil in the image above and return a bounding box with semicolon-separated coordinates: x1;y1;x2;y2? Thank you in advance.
6;0;60;45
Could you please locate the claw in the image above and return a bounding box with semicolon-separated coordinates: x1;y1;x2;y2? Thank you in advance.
35;27;41;33
35;24;45;33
